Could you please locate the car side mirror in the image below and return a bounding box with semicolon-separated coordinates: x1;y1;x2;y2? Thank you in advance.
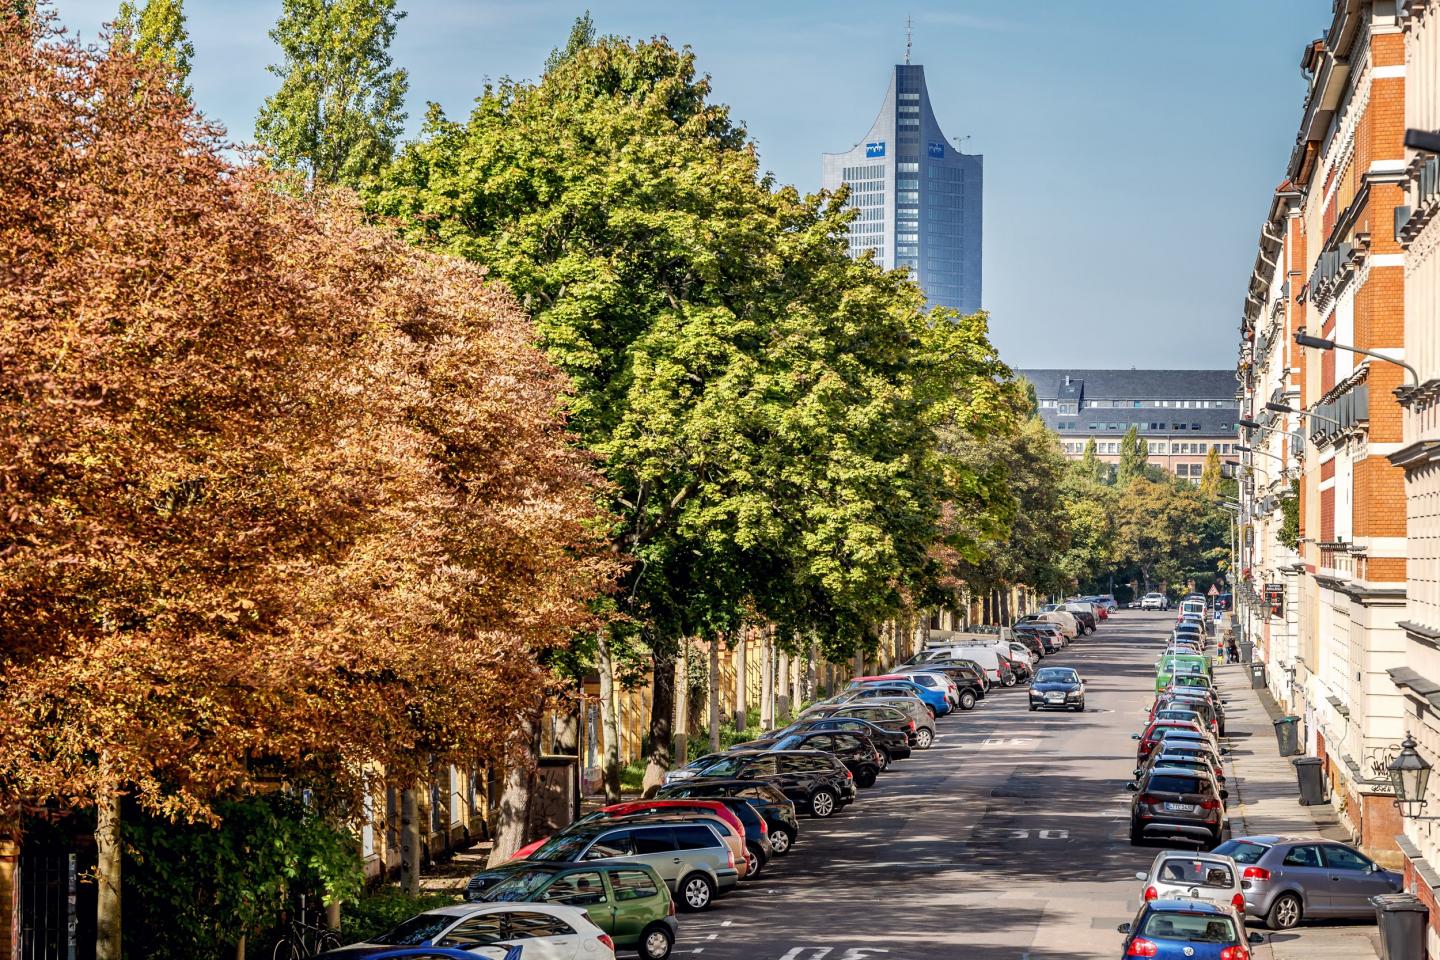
1131;734;1141;740
1125;782;1139;791
1248;932;1265;945
1116;922;1132;934
1134;871;1147;881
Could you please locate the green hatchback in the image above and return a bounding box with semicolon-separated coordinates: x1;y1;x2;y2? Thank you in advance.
1154;653;1210;693
481;861;679;960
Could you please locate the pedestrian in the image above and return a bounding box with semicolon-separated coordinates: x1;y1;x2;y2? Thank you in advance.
1225;636;1238;664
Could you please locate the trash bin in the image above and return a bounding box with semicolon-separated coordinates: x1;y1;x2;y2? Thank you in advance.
1238;640;1254;663
1293;755;1326;804
1371;892;1428;960
1274;715;1301;757
1250;661;1267;689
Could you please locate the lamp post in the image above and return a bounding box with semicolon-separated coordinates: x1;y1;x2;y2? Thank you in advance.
1294;332;1420;387
1264;400;1341;429
1405;128;1440;155
1234;444;1286;464
1388;733;1440;820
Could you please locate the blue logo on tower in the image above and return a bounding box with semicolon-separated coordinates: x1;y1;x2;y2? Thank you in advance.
928;141;945;159
865;141;886;159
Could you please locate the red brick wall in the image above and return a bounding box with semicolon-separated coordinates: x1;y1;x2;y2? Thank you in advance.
1322;486;1336;543
1355;456;1407;538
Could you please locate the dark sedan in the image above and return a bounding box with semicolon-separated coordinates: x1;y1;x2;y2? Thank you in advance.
656;778;801;855
1028;666;1085;712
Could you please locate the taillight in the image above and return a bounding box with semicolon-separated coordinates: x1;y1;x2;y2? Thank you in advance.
759;818;768;834
668;896;676;916
726;848;735;869
1219;947;1249;960
1126;938;1159;958
1200;797;1221;811
1242;866;1271;880
1143;885;1158;901
1137;794;1158;805
1231;892;1246;909
908;719;916;731
845;768;853;779
598;933;615;951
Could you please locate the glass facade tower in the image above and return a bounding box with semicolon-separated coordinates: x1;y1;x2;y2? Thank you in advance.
821;63;982;314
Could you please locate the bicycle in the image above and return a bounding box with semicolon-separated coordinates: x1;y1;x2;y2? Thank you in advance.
272;895;342;960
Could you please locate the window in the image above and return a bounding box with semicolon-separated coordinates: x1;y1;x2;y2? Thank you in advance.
543;871;608;906
437;914;507;948
1281;845;1323;868
630;828;676;855
1191;423;1201;431
611;870;660;902
503;912;577;942
673;825;722;850
1321;845;1374;872
585;830;636;860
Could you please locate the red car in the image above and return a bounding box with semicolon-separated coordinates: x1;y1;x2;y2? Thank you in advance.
1134;718;1207;762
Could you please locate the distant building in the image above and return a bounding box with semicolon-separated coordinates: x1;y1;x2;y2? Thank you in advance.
1020;369;1240;481
821;61;982;313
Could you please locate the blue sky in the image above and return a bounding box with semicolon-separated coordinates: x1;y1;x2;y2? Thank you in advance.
52;0;1327;369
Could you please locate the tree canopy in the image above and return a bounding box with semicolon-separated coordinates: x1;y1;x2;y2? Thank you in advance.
114;0;192;98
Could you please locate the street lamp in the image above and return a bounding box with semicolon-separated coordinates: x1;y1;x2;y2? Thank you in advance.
1405;128;1440;155
1264;401;1341;429
1237;418;1260;430
1388;734;1440;819
1234;444;1286;464
1294;332;1420;387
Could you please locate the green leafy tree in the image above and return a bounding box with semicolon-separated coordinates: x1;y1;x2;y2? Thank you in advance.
115;0;193;98
368;23;1014;787
1080;437;1105;483
255;0;408;188
1279;478;1300;550
1117;425;1148;484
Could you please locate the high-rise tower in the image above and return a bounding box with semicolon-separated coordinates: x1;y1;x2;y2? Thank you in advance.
821;63;982;313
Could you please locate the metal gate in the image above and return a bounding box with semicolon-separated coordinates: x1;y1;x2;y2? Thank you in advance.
18;828;93;960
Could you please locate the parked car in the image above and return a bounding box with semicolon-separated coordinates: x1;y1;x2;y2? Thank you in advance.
865;670;958;710
687;749;856;818
803;700;935;748
478;862;678;960
1141;592;1169;611
1127;766;1228;848
1000;653;1032;683
1134;718;1210;762
1133;748;1226;789
526;820;740;911
1116;899;1262;960
575;801;768;880
842;679;948;717
655;778;800;855
773;715;913;761
1135;850;1245;912
894;662;985;709
1212;835;1403;930
1061;602;1097;633
1155;691;1225;736
661;752;728;786
1155;652;1211;693
1136;739;1227;784
767;730;884;787
1027;666;1085;712
320;902;617;959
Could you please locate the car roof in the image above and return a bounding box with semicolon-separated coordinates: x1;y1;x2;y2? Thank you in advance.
1146;898;1231;915
421;902;591;919
1147;766;1212;779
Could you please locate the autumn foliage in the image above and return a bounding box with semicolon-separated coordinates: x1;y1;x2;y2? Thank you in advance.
0;13;615;821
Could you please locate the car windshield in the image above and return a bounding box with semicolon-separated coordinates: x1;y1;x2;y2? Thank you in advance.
1156;859;1235;888
530;833;590;862
693;756;744;778
1212;840;1270;864
483;870;558;902
1137;910;1238;943
374;912;459;945
1034;669;1077;683
1147;775;1203;794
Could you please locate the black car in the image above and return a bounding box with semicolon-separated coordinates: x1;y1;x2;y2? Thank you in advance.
1000;653;1032;683
1010;634;1045;660
767;730;884;787
1127;765;1227;848
1067;608;1097;633
687;749;856;818
1028;666;1085;712
801;703;923;746
896;663;985;709
774;715;913;761
656;778;801;855
1017;626;1061;654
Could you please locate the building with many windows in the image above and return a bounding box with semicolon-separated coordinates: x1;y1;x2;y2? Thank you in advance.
1021;369;1240;480
821;61;982;313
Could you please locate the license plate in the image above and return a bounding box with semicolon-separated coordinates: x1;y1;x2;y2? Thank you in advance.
1046;693;1064;702
1164;802;1196;813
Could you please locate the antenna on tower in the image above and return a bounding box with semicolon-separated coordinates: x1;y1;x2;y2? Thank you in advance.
905;15;912;64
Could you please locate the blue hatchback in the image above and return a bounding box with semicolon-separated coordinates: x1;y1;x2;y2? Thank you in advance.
847;678;951;716
1116;899;1263;959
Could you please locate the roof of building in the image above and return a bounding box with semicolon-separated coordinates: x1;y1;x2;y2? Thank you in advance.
1034;406;1237;437
1018;369;1238;401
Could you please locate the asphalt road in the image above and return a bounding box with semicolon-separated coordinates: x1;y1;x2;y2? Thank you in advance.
673;610;1182;960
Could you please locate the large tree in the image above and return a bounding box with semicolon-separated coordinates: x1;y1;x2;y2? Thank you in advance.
369;23;1013;790
1118;425;1149;484
255;0;408;188
1;18;612;950
114;0;193;98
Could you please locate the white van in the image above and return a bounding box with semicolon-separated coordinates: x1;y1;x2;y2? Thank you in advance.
1179;599;1206;619
923;644;1007;685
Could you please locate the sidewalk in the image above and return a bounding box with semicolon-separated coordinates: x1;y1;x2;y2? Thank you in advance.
1216;659;1382;960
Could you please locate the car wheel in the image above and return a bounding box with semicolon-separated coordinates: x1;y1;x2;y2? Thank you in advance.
855;766;877;788
1074;699;1085;712
743;844;763;880
640;922;675;960
914;727;934;749
1029;704;1038;711
809;787;837;818
679;872;715;911
769;827;794;855
959;690;977;710
1266;892;1302;930
1003;674;1017;688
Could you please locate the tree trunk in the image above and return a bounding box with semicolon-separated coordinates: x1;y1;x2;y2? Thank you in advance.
806;637;818;701
673;645;689;767
708;638;721;752
400;787;420;892
642;649;675;796
733;631;748;732
1000;589;1011;625
759;636;774;731
853;646;864;680
95;782;121;960
488;708;537;866
776;648;791;721
596;632;621;803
